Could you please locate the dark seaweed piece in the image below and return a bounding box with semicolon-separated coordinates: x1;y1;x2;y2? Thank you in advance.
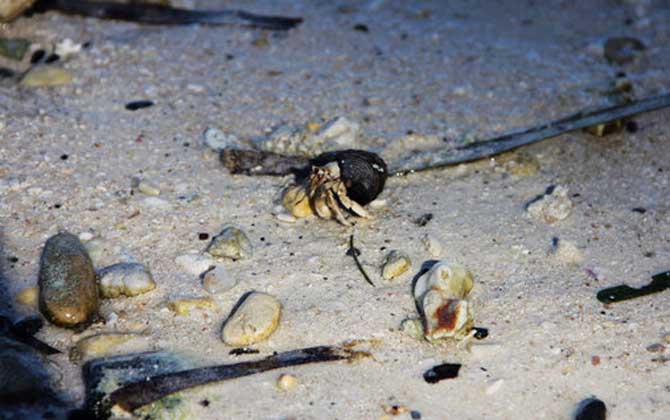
473;327;489;340
0;67;15;78
310;149;387;205
229;347;259;356
109;345;365;414
414;213;433;227
348;234;374;287
125;100;154;111
596;271;670;303
30;49;46;63
631;207;646;214
574;397;606;420
353;24;369;32
37;1;303;31
220;148;309;176
423;363;461;383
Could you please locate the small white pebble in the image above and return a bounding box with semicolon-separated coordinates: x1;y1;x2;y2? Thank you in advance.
368;199;387;209
78;231;94;242
175;253;214;276
422;234;443;257
137;181;160;196
275;213;297;223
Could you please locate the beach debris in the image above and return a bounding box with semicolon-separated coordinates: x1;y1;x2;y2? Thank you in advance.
125;100;154;111
221;148;309;176
413;261;475;342
202;127;239;151
38;232;99;330
133;179;161;196
0;0;35;22
71;333;146;363
498;151;541;176
174;252;214;276
229;347;259;356
206;226;253;260
646;343;665;353
201;265;239;294
381;250;411;281
276;373;299;391
26;1;302;30
422;234;443;257
473;327;489;340
221;292;281;346
348;234;374;287
98;262;156;298
596;271;670;303
102;345;367;415
15;285;38;307
548;237;584;265
0;316;60;355
574;397;606;420
168;296;216;315
21;67;73;87
584;119;624;137
423;363;461;383
400;318;424;340
0;37;30;60
414;213;433;227
54;38;82;60
254;117;360;157
604;37;645;65
526;185;573;224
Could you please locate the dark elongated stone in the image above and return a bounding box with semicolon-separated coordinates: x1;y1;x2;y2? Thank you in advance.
423;363;461;383
574;397;606;420
38;232;99;329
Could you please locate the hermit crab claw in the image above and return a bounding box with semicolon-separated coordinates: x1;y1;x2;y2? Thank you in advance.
281;149;387;225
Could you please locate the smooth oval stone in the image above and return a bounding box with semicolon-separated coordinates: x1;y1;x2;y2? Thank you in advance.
221;292;281;346
38;232;99;329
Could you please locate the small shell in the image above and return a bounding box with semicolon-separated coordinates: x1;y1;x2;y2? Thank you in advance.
281;184;313;218
414;261;475;341
381;251;411;281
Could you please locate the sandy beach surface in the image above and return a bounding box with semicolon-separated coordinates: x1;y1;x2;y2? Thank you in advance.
1;1;669;419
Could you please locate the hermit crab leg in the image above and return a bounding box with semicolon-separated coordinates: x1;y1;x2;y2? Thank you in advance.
334;183;370;218
326;188;351;226
312;186;333;220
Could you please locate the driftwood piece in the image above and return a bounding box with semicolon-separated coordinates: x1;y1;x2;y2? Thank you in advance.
109;345;367;413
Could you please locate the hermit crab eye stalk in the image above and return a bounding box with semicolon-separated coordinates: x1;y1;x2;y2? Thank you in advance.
282;149;388;225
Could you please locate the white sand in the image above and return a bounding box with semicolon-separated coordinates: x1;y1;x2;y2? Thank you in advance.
1;0;669;418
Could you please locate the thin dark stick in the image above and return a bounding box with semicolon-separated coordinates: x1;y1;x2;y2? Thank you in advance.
391;93;670;175
110;345;365;413
348;234;374;287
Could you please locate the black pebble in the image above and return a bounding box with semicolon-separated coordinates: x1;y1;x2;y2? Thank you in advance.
60;154;69;160
125;100;154;111
0;67;15;78
45;53;60;64
414;213;433;227
346;247;361;257
474;327;489;340
199;399;210;407
410;411;422;419
423;363;461;384
198;233;209;240
574;397;606;420
353;24;369;32
30;49;46;64
631;207;646;214
625;120;638;133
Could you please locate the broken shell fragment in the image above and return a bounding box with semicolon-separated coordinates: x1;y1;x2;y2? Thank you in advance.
413;261;475;342
206;226;253;260
281;184;314;218
381;251;411;281
98;262;156;298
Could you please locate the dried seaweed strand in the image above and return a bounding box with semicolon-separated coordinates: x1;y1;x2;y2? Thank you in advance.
110;345;364;412
348;234;374;287
596;270;670;303
391;93;670;175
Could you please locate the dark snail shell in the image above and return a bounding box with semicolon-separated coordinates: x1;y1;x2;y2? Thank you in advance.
309;149;387;205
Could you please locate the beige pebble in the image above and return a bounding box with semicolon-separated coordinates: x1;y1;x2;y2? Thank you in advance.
16;286;38;307
98;263;156;298
276;373;299;391
422;234;442;257
207;226;253;260
137;181;161;196
526;185;573;224
21;67;73;87
222;292;281;346
168;296;216;315
381;250;411;281
71;332;145;362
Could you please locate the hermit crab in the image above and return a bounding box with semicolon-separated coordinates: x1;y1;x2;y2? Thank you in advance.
282;150;388;225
